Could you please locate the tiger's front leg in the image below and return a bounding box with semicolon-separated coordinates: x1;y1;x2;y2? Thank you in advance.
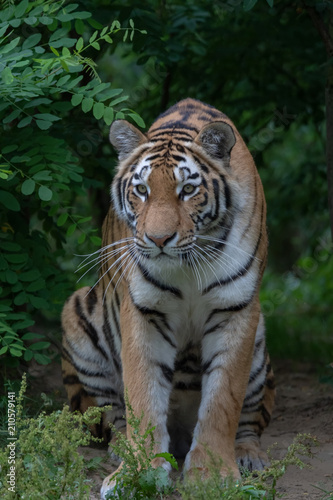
101;293;177;498
184;302;260;479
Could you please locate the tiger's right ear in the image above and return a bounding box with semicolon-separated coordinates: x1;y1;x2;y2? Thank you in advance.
109;120;147;161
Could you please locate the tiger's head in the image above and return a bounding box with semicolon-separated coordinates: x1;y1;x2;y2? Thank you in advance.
109;118;240;264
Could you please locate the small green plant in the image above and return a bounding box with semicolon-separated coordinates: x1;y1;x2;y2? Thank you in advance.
106;394;178;499
179;433;318;500
0;374;110;499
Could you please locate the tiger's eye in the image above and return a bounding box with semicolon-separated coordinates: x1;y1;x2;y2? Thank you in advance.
137;184;147;194
183;184;195;194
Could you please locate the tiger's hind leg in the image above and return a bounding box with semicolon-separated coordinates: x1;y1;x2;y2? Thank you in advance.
235;314;276;472
61;286;125;444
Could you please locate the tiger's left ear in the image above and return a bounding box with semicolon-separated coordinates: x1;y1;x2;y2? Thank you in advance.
195;121;236;161
109;120;147;161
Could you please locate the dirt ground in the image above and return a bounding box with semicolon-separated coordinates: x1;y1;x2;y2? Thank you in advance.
29;360;333;499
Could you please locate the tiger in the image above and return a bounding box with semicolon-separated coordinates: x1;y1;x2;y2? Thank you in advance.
61;98;275;498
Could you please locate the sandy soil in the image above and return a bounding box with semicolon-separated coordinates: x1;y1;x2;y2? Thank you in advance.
29;360;333;499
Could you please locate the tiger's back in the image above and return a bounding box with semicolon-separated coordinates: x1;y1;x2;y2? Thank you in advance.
61;98;275;498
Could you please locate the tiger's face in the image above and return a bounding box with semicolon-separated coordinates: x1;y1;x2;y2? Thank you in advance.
110;120;237;264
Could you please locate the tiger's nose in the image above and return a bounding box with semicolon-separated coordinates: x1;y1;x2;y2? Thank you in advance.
146;232;176;248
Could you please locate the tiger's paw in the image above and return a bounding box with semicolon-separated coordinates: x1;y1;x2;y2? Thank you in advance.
100;463;124;500
184;445;241;481
235;442;269;472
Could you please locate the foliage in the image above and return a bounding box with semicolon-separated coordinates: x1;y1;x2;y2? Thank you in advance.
179;434;318;500
106;393;177;499
0;0;145;367
0;374;110;499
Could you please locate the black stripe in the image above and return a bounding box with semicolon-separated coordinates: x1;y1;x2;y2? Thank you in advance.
266;377;276;390
192;154;209;173
202;349;228;372
137;261;182;298
237;420;264;432
86;288;97;315
63;374;80;385
220;174;231;209
248;356;266;383
243;382;265;402
146;153;162;162
261;404;271;425
174;380;201;391
62;345;108;378
70;387;87;411
203;202;264;293
211;179;220;221
116;178;124;212
171;154;186;162
242;396;263;411
102;309;121;373
130;292;171;330
203;320;227;336
149;318;176;348
236;430;258;440
75;296;109;360
159;363;173;383
83;382;117;397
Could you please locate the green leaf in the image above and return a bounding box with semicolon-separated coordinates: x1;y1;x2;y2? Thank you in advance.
33;352;51;364
3;109;21;124
0;242;20;251
14;291;28;306
71;93;84;106
109;95;129;107
17;116;33;128
21;179;36;195
67;223;77;236
34;113;61;122
78;232;86;244
50;45;60;56
15;0;29;17
90;236;101;246
5;269;18;284
128;113;145;128
57;213;68;226
29;295;49;309
103;106;114;125
3;253;28;264
266;0;273;5
39;16;53;25
129;19;134;28
154;453;178;470
91;41;100;50
19;269;41;281
2;67;14;85
0;190;20;211
38;185;53;201
93;102;104;120
243;0;258;10
24;16;38;25
26;278;45;292
123;30;128;42
1;37;20;53
36;119;52;130
76;37;84;51
75;18;85;35
2;145;18;154
82;97;94;113
0;346;8;356
30;341;51;350
22;33;42;50
89;30;98;43
22;332;44;340
33;170;52;181
24;349;33;361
